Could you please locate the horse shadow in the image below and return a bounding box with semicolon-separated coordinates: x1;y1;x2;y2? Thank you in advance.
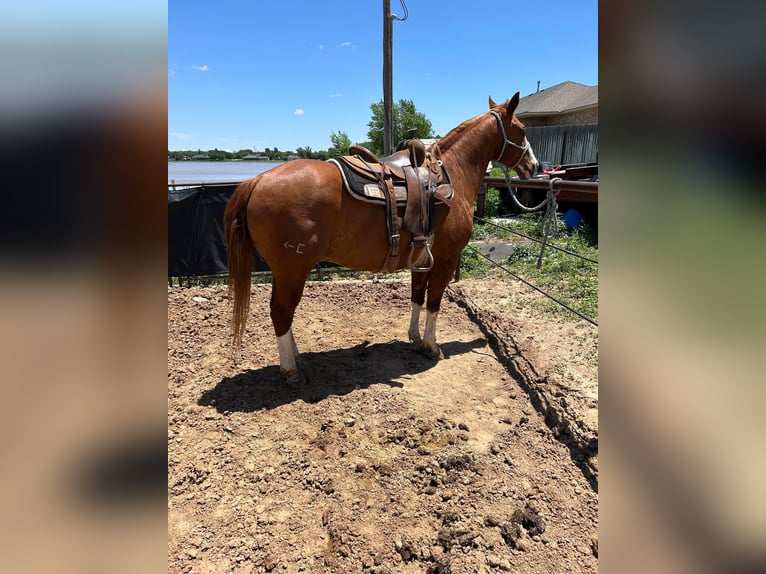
198;337;486;413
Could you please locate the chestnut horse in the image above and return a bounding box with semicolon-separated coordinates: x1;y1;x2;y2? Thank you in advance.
224;93;537;384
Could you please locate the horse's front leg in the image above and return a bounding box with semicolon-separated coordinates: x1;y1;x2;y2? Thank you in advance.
420;307;442;360
409;272;427;348
408;302;423;346
408;270;443;360
412;258;460;360
408;304;442;360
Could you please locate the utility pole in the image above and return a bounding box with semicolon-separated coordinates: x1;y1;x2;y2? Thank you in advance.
382;1;408;155
383;0;394;155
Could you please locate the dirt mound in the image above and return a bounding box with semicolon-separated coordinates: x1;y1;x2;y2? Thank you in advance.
168;279;598;573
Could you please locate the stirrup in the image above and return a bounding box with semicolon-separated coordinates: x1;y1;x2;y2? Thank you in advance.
408;241;434;272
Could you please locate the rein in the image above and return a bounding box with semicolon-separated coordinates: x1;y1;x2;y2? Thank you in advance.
490;110;529;171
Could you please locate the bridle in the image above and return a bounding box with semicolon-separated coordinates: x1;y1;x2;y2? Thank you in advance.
490;110;530;171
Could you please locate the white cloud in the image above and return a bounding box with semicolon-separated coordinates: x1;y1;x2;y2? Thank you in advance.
192;65;208;71
339;41;355;49
318;44;324;50
169;131;193;140
329;93;343;98
294;108;304;115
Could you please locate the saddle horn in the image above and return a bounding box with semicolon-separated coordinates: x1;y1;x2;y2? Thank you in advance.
404;139;425;168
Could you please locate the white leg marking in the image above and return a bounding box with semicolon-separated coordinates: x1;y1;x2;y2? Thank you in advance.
424;310;438;347
289;329;299;356
422;310;441;359
408;303;422;344
277;329;298;373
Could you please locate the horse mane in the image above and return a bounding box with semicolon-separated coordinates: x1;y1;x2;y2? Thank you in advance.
434;110;494;168
436;112;486;151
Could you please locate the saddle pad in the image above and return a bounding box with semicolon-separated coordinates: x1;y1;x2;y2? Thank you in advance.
327;157;454;207
328;158;407;206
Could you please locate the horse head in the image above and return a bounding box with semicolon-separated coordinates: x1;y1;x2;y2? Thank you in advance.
488;93;538;179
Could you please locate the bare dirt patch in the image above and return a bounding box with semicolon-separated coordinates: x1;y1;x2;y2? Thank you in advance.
168;279;598;573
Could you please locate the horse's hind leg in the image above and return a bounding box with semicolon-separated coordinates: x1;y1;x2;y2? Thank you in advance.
270;269;311;385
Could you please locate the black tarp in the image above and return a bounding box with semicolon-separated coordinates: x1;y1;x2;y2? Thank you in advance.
168;182;342;277
168;183;267;276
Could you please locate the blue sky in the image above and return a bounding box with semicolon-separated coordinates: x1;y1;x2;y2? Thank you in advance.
168;0;597;152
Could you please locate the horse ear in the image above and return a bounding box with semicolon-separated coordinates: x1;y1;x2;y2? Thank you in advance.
507;92;520;114
488;96;498;109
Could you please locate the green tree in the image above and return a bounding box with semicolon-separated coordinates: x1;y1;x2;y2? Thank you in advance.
328;130;351;156
270;147;282;160
366;98;434;155
296;146;314;159
207;148;227;161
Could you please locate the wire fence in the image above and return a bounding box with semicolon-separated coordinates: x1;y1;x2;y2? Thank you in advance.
474;215;598;265
467;214;598;327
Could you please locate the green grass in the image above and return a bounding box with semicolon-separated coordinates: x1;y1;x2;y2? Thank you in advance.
460;212;598;322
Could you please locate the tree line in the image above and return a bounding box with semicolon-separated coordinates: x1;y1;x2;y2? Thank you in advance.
167;146;337;162
169;99;436;161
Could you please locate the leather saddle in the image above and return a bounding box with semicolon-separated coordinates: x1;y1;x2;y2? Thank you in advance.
328;140;453;273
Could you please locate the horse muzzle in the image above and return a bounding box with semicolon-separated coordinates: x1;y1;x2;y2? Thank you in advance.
515;160;536;180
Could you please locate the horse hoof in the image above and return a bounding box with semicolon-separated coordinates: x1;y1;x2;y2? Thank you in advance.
415;342;443;361
426;346;443;361
284;369;306;388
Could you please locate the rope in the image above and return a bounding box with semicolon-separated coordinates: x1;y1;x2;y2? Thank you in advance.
536;177;562;269
490;111;530;168
500;168;562;269
501;166;549;212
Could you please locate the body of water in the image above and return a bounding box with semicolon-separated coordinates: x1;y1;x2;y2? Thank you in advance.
168;160;284;184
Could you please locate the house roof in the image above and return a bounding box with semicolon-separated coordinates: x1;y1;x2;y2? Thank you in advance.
515;81;598;117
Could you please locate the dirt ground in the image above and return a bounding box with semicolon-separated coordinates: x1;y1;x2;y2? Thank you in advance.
168;277;598;573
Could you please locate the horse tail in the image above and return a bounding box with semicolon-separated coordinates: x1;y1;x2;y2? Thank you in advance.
224;178;257;349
